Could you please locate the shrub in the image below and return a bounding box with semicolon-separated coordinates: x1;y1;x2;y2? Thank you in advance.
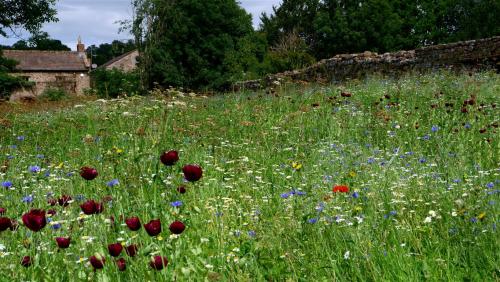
90;68;142;98
39;87;67;101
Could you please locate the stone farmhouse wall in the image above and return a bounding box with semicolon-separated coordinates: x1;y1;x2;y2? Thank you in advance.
9;72;90;101
234;36;500;91
104;50;139;72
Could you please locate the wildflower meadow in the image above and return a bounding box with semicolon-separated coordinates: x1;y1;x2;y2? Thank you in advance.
0;71;498;281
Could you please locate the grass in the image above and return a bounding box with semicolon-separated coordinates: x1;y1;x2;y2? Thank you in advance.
0;71;498;281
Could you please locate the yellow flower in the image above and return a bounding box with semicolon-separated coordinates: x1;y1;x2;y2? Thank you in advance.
354;206;362;212
56;162;64;169
478;212;486;221
292;162;302;170
348;171;357;177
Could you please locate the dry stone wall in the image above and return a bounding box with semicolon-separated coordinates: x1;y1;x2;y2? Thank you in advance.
234;36;500;91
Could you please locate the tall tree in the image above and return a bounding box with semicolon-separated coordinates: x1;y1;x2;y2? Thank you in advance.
133;0;254;90
0;0;57;36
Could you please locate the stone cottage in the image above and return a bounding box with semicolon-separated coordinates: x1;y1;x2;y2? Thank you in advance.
3;38;91;100
101;50;139;72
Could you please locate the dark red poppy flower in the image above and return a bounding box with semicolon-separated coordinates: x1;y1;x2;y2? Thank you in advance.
80;200;104;215
160;150;179;166
47;209;57;216
479;128;487;134
150;256;168;270
182;165;203;182
47;198;57;206
169;221;185;234
21;256;32;267
80;166;98;180
90;255;105;269
108;243;123;257
177;186;186;194
144;219;161;236
116;258;126;271
58;195;72;207
0;207;5;215
333;185;349;193
102;195;113;202
125;244;138;257
22;209;46;232
341;92;352;97
56;237;71;249
125;217;141;231
0;217;11;231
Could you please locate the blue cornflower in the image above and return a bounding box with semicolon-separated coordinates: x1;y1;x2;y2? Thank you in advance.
431;125;439;132
422;135;430;140
470;217;478;223
389;211;397;216
36;154;45;159
233;230;241;237
22;195;34;203
7;155;14;160
2;181;13;188
51;223;62;230
453;179;461;183
419;158;426;163
280;192;290;199
352;192;359;199
308;218;318;224
107;179;119;187
367;158;375;164
17;136;25;141
171;201;183;207
44;170;50;177
66;172;74;177
295;190;306;196
486;182;494;189
248;230;256;238
316;202;325;212
29;165;41;173
74;194;85;202
464;123;471;129
9;145;17;149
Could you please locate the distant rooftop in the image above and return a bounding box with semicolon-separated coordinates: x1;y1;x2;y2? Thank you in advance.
2;50;90;72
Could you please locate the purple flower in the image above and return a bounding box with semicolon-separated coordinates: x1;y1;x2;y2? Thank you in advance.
422;135;430;141
280;193;290;199
308;218;318;224
464;123;471;129
486;182;494;189
248;230;256;238
107;179;119;187
431;125;439;132
36;154;44;159
22;195;34;203
29;165;41;173
419;158;426;163
17;136;25;141
1;181;12;188
367;158;375;164
352;192;359;199
170;201;183;207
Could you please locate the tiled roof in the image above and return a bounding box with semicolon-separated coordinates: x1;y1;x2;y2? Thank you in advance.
2;50;90;71
101;50;138;68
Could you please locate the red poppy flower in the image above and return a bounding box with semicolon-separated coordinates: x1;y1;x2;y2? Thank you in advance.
150;256;168;270
182;165;203;182
116;258;126;271
47;198;57;206
177;186;186;194
169;221;185;234
125;244;138;257
55;237;71;249
108;243;123;257
80;200;104;215
144;219;161;236
80;166;98;180
341;92;352;97
0;207;5;215
333;185;349;193
58;195;72;207
125;216;141;231
21;256;32;267
160;150;179;166
22;209;46;232
47;209;57;216
90;255;105;269
0;217;11;231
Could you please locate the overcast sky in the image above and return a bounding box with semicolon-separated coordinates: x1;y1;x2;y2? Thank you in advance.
0;0;281;50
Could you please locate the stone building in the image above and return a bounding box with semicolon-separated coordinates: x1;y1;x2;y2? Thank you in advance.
3;38;91;100
101;50;139;72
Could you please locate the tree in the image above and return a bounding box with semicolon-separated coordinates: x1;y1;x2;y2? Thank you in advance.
132;0;254;90
10;32;70;51
0;0;57;36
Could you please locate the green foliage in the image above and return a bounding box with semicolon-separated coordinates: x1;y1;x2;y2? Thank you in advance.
0;50;33;99
39;87;67;101
0;0;57;36
133;0;254;90
8;32;70;51
90;68;142;98
86;40;136;67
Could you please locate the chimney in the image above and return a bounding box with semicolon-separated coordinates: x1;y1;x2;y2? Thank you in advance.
77;36;85;53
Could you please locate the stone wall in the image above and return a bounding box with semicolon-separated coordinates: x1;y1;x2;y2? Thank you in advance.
9;71;90;101
234;36;500;91
104;50;139;72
